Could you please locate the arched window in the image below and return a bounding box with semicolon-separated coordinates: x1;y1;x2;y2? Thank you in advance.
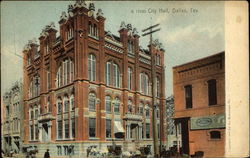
64;96;69;112
140;72;149;95
94;24;98;37
56;58;74;88
57;98;62;114
156;77;160;97
70;94;75;111
105;96;111;113
138;103;144;115
29;80;33;98
88;93;96;111
47;97;51;113
128;99;133;113
128;67;132;90
88;54;96;81
145;104;150;118
88;22;92;36
114;97;120;114
105;61;121;88
128;40;134;54
113;63;120;88
70;60;74;82
210;131;221;139
56;66;62;88
106;61;111;86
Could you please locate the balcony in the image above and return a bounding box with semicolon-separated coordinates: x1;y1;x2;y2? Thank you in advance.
123;113;143;121
38;113;55;122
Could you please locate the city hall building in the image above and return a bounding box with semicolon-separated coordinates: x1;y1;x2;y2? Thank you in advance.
22;1;166;157
173;52;225;157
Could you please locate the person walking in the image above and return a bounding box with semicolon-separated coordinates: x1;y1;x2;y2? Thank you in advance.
44;149;50;158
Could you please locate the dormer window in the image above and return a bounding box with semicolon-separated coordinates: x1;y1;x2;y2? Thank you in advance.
66;26;74;40
88;21;98;38
155;54;161;66
44;42;49;55
128;40;134;54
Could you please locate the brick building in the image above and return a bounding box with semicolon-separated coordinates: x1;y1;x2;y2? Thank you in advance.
22;1;166;157
173;52;225;157
1;81;24;155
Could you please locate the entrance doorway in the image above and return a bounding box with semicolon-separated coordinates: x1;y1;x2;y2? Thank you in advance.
175;118;190;155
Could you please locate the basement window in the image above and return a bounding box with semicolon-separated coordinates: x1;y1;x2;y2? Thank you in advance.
210;131;221;139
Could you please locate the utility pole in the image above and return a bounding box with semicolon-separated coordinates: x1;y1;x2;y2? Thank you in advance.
142;23;161;158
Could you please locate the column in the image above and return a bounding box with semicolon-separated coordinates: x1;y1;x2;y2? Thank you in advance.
38;124;43;142
48;121;52;141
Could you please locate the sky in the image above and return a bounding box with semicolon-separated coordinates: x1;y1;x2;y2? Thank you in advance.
1;1;225;97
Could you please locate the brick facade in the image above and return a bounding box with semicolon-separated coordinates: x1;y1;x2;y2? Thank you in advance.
173;52;225;157
22;1;166;157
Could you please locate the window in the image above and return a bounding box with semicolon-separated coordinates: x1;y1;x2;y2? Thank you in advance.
145;105;150;118
146;123;150;138
88;22;98;38
128;99;133;113
140;72;150;95
30;125;34;140
106;119;112;138
156;77;160;97
155;54;161;66
88;93;96;111
70;95;75;111
57;120;62;139
89;118;96;138
56;66;62;88
210;131;221;139
105;96;111;113
106;62;111;86
138;104;144;115
113;64;120;87
67;27;74;40
157;123;160;138
71;118;75;138
30;110;34;120
105;61;120;88
29;76;40;98
47;70;51;90
156;107;160;119
64;119;69;139
88;54;96;81
185;85;192;109
57;146;62;156
35;124;39;140
64;96;69;112
114;97;120;114
57;98;62;114
35;108;39;119
141;123;144;139
128;67;132;90
208;79;217;106
56;58;74;88
128;40;134;54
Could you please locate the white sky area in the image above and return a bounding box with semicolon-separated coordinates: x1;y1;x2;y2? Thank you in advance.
1;1;224;97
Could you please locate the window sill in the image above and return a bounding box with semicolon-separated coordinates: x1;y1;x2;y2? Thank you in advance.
89;137;100;140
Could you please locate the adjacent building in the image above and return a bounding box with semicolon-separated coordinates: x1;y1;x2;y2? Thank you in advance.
165;95;182;151
1;81;24;155
22;1;166;157
173;52;225;157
